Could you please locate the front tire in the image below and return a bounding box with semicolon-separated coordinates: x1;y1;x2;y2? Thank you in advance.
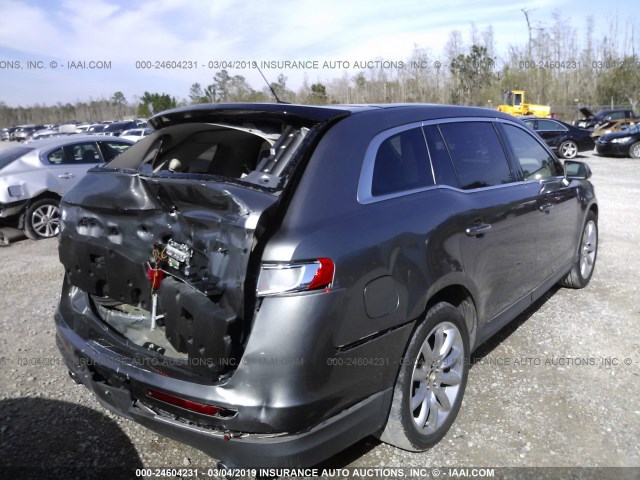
559;211;597;288
629;142;640;159
380;302;470;451
559;140;578;159
24;198;60;240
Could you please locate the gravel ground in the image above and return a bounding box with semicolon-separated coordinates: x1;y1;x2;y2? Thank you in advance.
0;143;638;479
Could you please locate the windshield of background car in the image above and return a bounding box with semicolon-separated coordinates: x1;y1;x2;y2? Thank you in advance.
104;120;314;192
0;146;34;170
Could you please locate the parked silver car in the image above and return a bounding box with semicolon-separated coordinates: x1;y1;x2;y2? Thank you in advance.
0;135;133;239
1;127;18;141
12;125;46;142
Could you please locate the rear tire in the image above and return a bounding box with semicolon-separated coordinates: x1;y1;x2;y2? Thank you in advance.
559;211;597;288
629;142;640;159
559;140;578;159
380;302;469;451
24;198;60;240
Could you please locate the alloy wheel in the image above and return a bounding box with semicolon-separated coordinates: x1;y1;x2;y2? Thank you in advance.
561;141;578;159
31;204;60;238
579;220;597;279
410;321;464;434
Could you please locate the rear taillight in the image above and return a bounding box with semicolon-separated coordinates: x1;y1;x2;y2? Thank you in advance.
257;258;335;296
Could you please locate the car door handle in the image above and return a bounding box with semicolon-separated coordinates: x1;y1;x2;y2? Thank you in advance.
539;203;553;212
465;223;492;237
58;173;75;179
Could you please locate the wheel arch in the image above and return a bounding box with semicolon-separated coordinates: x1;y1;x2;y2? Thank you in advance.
379;284;474;450
389;278;480;381
28;191;62;204
422;280;479;351
18;192;62;232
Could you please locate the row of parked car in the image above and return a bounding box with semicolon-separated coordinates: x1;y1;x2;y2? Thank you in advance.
1;104;638;243
0;119;155;241
0;120;151;144
576;108;640;159
574;107;637;131
520;108;640;159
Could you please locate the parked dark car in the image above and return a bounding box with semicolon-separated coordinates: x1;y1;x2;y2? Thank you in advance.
575;108;636;129
522;117;595;159
596;124;640;158
0;135;133;239
100;120;137;136
55;104;598;469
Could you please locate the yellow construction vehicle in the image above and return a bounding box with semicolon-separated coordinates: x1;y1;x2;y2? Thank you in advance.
497;90;551;118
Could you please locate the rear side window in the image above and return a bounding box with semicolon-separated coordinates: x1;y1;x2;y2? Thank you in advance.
537;120;566;132
70;143;101;163
47;142;102;165
371;127;433;196
502;124;563;180
438;122;513;189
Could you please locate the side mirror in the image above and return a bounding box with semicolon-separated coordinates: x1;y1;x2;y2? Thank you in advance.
564;160;592;180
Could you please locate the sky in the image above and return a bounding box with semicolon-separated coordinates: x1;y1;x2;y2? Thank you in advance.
0;0;638;107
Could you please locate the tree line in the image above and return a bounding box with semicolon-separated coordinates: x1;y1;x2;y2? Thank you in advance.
1;11;638;127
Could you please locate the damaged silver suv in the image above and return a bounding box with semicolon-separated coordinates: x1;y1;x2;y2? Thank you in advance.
55;103;598;469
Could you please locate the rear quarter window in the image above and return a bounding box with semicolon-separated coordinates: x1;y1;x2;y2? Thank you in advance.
371;127;434;196
438;122;513;189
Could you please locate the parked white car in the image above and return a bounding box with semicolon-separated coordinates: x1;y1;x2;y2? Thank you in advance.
0;135;133;239
119;128;152;142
